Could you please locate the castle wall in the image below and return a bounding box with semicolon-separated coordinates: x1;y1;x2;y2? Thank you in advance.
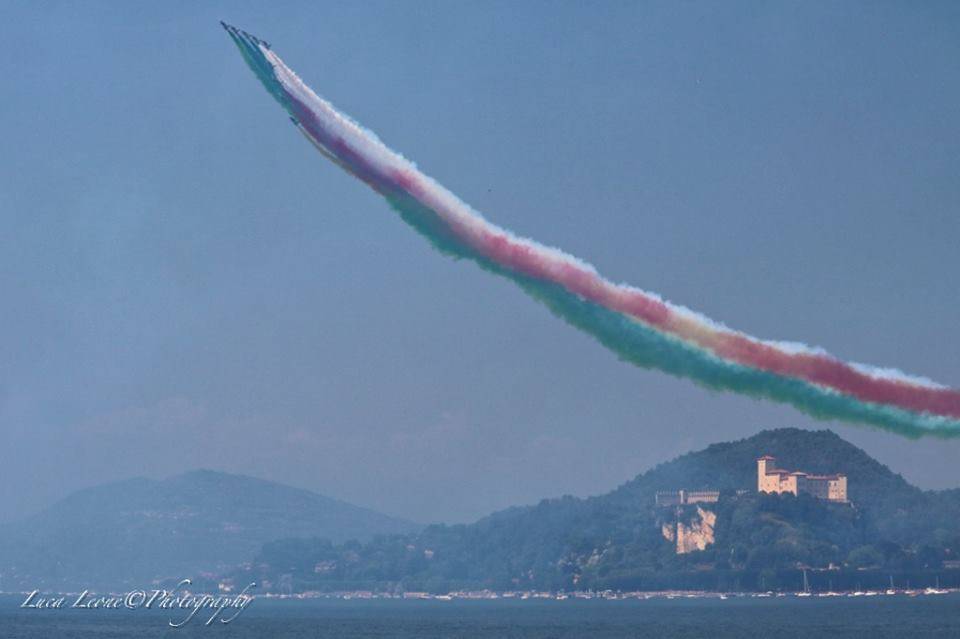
656;490;720;506
685;491;720;504
797;477;829;499
779;474;798;496
827;476;848;502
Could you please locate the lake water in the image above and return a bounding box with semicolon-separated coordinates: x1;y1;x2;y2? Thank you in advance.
2;593;958;638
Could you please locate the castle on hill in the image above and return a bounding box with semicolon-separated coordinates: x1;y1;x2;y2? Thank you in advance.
757;455;847;502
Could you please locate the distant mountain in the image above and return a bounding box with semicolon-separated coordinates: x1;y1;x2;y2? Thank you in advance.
240;429;960;593
0;470;419;590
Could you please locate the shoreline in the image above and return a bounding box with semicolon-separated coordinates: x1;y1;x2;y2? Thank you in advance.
259;587;959;601
5;587;957;602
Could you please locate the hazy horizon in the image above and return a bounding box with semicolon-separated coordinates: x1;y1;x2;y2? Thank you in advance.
1;425;954;527
2;2;958;525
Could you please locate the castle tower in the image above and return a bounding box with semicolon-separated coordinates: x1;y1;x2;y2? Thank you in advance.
757;455;776;493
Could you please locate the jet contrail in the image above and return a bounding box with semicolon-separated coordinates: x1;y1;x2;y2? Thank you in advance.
222;23;960;438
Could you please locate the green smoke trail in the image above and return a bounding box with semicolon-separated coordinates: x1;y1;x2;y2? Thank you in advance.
386;194;954;439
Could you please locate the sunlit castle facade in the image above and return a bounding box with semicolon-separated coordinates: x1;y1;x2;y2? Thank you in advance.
757;456;848;502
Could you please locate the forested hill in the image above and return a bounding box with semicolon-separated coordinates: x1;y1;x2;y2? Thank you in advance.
238;429;960;593
0;470;420;590
609;428;915;510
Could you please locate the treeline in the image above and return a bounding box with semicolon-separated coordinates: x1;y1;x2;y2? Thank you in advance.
234;492;960;593
231;429;960;593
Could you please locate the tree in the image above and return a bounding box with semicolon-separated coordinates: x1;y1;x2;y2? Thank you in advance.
846;545;884;569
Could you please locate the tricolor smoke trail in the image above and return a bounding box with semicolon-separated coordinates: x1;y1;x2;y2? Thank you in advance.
222;23;960;438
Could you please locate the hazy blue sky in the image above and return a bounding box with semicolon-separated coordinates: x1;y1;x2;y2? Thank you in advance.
2;1;958;524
